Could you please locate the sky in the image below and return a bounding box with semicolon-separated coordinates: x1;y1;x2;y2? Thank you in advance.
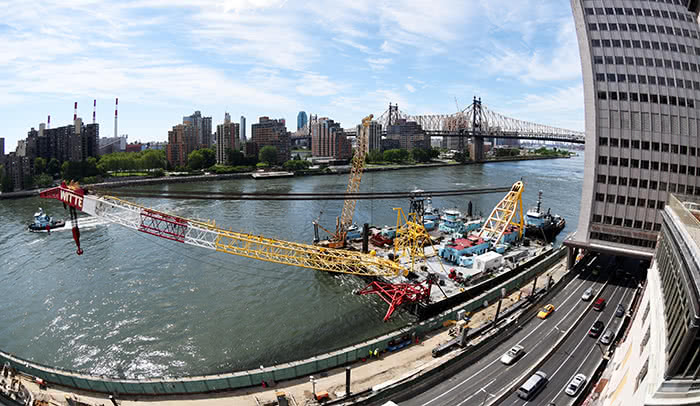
0;0;584;152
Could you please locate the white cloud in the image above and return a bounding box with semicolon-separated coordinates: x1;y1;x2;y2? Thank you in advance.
380;41;399;54
405;84;416;93
483;19;581;83
500;84;584;131
367;58;392;71
295;73;343;97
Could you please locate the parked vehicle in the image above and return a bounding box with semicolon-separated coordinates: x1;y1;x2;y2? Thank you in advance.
589;320;605;337
500;345;525;365
565;373;587;396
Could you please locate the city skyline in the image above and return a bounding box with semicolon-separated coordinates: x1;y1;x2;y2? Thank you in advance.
0;1;583;153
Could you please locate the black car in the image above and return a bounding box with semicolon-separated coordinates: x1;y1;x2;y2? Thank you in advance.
589;320;605;337
615;304;625;317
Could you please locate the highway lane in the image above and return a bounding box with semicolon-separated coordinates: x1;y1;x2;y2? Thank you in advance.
501;259;640;406
401;255;612;406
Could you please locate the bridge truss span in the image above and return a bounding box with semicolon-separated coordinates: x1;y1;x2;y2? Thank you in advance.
374;96;585;145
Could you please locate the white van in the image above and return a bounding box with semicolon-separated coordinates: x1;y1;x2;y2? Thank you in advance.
517;370;548;400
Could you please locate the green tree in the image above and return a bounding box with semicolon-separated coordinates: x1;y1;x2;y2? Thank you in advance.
366;149;384;163
454;151;469;163
33;173;53;188
187;150;206;170
282;159;311;171
259;145;278;165
429;148;440;159
34;157;47;174
1;172;13;192
46;158;61;176
383;148;409;163
411;148;431;163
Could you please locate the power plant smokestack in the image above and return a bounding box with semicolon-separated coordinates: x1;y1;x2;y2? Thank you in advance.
74;102;78;121
114;97;118;138
92;99;96;124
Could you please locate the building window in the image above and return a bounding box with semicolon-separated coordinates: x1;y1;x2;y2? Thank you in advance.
599;156;608;165
597;175;607;183
607;194;616;203
596;193;605;202
638;198;646;207
609;176;617;185
599;137;608;146
616;196;626;205
620;177;628;186
628;197;636;206
598;91;607;100
630;178;638;187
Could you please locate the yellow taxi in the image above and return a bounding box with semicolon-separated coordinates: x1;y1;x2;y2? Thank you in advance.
537;304;555;319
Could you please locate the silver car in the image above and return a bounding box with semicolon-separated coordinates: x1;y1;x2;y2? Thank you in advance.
500;344;525;365
565;373;587;396
600;329;614;345
582;287;594;301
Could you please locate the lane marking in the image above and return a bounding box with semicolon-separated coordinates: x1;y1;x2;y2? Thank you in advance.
419;273;599;406
455;378;497;406
546;287;632;405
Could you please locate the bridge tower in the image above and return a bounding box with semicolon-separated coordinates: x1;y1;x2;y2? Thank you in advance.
388;103;400;126
471;96;485;162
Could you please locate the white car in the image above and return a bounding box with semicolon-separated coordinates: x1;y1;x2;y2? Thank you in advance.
500;344;525;365
565;373;587;396
582;287;594;301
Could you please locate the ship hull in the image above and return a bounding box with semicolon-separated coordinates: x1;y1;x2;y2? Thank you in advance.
525;218;565;242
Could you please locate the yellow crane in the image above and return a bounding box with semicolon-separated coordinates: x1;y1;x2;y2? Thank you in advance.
40;182;403;278
477;181;524;245
316;114;372;248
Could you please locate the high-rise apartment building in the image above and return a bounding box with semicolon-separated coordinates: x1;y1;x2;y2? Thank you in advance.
25;120;98;163
386;119;430;150
568;0;700;258
240;116;247;142
166;124;198;168
311;117;351;160
183;111;212;148
297;111;308;131
249;117;290;164
356;121;382;153
215;113;240;165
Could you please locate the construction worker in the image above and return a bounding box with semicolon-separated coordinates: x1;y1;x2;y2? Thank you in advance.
374;348;379;358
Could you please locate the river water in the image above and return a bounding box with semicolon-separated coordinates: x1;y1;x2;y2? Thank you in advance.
0;154;584;378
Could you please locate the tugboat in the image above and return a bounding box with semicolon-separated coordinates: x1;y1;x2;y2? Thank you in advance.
524;191;565;242
28;208;65;232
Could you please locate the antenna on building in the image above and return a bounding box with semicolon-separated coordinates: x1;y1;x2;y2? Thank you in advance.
93;99;96;124
47;115;51;129
74;102;78;121
114;97;118;137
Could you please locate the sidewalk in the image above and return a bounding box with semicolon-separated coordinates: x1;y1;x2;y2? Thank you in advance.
12;258;569;406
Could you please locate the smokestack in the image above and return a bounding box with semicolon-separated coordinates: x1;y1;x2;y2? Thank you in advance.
93;99;96;124
47;115;50;129
74;102;78;121
114;97;118;138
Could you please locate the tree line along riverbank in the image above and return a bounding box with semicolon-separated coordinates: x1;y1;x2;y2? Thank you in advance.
0;154;572;200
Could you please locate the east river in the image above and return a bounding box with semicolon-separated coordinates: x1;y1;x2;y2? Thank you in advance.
0;154;584;378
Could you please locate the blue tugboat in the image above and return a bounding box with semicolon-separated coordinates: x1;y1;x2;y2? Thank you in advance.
28;208;65;232
524;191;565;242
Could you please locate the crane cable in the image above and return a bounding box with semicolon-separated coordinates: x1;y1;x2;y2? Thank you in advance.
90;186;512;201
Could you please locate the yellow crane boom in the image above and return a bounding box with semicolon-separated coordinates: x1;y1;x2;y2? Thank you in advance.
328;114;372;247
477;181;524;245
39;183;404;277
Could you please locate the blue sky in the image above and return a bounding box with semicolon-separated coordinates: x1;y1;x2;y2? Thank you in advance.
0;0;583;152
